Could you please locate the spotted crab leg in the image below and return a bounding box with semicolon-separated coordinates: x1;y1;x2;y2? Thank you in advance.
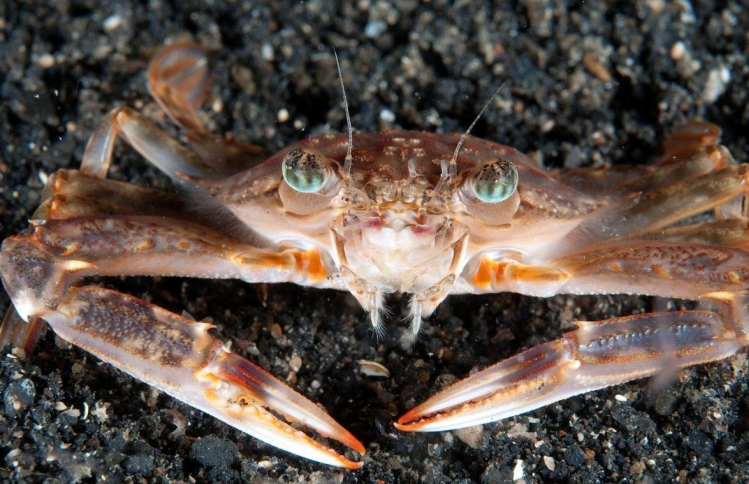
400;239;749;431
0;211;362;467
396;291;749;431
466;236;749;300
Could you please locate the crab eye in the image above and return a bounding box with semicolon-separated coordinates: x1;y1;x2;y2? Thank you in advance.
281;149;330;193
471;159;518;203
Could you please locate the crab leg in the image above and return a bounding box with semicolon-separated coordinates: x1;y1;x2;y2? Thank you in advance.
146;42;210;133
0;215;336;322
612;218;749;248
552;120;730;197
609;164;748;235
41;286;363;468
469;239;749;300
39;169;191;220
81;43;266;180
396;291;749;431
409;225;749;431
80;106;216;180
147;42;268;172
555;240;749;298
563;162;749;249
1;170;196;351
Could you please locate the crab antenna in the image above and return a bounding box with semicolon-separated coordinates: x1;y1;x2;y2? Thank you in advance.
447;82;506;178
333;48;354;179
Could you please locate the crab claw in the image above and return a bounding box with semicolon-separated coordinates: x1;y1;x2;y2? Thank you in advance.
395;340;574;432
36;286;364;468
397;302;746;432
197;349;365;468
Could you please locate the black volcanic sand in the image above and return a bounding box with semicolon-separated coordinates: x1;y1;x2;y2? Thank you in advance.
1;1;748;483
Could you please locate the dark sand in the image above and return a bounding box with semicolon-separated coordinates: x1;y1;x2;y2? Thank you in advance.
1;1;748;482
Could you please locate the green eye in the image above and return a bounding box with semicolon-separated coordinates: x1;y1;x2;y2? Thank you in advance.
471;159;518;203
281;149;330;193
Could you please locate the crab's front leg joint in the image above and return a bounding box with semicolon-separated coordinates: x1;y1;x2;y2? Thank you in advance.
80;107;211;181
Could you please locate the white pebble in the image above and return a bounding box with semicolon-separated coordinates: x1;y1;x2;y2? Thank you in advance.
379;108;395;123
670;42;685;60
365;20;387;38
513;459;524;481
357;360;390;378
702;65;731;104
103;14;123;32
261;44;274;61
37;53;55;68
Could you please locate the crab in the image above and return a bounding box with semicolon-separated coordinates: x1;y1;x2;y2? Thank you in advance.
1;42;748;469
